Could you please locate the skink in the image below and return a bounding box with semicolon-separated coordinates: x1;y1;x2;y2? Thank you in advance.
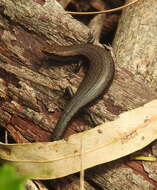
44;44;114;141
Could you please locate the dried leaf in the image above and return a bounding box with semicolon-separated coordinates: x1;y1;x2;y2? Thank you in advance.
0;100;157;179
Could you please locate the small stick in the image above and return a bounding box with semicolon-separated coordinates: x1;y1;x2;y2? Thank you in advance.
5;130;8;144
80;136;85;190
67;0;139;15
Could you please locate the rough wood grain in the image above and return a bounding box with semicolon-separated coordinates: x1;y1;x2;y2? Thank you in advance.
0;0;91;45
87;0;157;189
113;0;157;88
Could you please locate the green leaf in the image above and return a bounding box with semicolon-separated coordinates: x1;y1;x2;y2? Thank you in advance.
0;164;27;190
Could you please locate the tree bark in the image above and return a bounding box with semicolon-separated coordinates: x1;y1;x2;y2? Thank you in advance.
0;0;157;189
113;0;157;88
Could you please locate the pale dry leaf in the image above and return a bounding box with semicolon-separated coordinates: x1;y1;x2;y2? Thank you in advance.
0;99;157;179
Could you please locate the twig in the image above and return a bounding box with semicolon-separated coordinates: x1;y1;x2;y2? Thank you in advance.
66;0;139;15
5;131;8;144
80;136;85;190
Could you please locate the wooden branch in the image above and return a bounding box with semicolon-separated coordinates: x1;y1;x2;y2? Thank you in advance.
87;0;157;189
113;0;157;88
0;0;90;45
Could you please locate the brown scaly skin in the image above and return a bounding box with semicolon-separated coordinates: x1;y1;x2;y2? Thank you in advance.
44;44;114;141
